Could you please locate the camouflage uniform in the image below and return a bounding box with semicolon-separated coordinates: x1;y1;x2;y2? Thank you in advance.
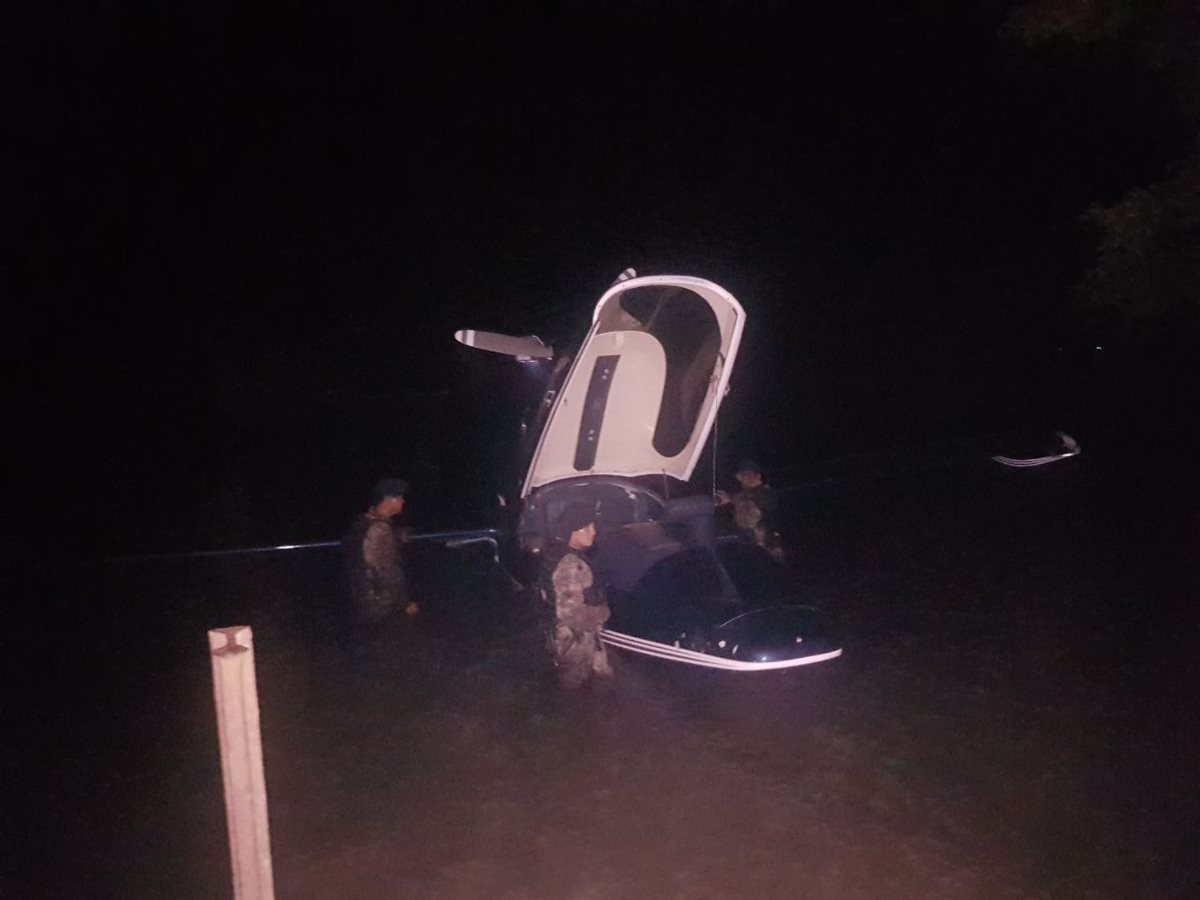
540;542;612;687
346;513;409;623
730;483;784;561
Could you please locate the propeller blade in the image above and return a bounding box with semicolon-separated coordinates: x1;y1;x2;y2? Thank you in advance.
454;329;554;360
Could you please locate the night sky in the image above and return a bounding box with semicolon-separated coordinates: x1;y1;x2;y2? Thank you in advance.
12;2;1192;553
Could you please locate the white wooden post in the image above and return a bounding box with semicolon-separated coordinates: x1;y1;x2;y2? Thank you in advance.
208;625;276;900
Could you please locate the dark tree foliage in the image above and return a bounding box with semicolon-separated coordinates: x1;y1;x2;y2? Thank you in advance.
1006;0;1200;345
1080;151;1200;341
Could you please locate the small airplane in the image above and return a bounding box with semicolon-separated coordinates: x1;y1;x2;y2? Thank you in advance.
454;269;843;671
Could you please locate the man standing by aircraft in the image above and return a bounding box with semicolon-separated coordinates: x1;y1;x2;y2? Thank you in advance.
346;478;419;624
717;459;784;561
539;503;613;687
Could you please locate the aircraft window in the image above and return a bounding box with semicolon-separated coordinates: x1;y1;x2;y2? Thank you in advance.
597;285;721;457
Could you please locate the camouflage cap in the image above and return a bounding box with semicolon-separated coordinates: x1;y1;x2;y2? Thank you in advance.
371;478;409;503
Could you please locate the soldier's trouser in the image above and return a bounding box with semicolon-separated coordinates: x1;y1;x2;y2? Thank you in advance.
751;526;785;562
553;625;610;686
353;590;395;625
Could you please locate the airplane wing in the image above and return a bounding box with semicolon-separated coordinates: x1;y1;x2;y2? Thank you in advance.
991;431;1081;468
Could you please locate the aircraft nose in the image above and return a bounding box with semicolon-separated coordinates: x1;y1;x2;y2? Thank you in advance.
711;606;841;663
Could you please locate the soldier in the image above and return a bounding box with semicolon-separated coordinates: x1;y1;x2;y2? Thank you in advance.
346;478;419;624
716;459;784;561
539;502;612;688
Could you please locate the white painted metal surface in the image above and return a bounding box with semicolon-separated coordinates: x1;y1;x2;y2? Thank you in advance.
208;626;275;900
601;629;843;671
992;431;1080;468
523;275;746;496
453;329;554;360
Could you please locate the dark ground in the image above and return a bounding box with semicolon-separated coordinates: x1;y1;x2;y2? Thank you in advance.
9;443;1198;899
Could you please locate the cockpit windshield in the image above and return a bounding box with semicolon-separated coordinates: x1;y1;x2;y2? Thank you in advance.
522;274;744;494
595;285;722;457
